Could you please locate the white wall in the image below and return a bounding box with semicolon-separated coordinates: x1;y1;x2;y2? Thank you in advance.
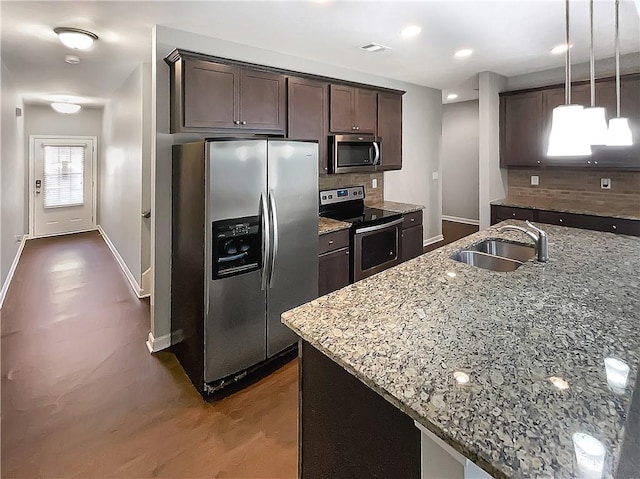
441;100;479;222
1;60;25;288
151;25;443;345
478;72;507;229
100;64;148;289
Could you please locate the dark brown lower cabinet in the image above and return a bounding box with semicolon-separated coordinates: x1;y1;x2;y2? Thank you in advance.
402;225;423;262
300;340;421;479
318;247;350;297
491;205;640;236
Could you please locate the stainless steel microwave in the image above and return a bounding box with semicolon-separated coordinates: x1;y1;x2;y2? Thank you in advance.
329;134;381;174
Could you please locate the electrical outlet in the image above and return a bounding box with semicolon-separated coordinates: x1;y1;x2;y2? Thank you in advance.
372;178;378;189
531;175;539;186
432;172;439;180
601;178;611;189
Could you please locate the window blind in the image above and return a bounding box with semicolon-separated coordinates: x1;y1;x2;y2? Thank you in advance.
43;145;85;208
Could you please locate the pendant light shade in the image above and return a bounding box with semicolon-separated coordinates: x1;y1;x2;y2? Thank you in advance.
606;0;634;147
548;105;593;156
547;0;592;157
583;107;609;145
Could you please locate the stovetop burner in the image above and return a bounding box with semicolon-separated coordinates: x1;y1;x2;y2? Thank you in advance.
319;186;401;227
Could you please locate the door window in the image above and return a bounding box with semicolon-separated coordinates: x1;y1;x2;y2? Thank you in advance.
43;145;85;208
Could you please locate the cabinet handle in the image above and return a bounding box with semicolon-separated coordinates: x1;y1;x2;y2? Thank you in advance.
559;218;563;223
241;121;247;125
355;126;360;130
352;126;357;130
537;160;541;164
512;213;516;217
328;240;334;245
594;161;598;165
234;120;240;125
410;218;415;222
587;161;591;164
612;225;617;230
345;251;349;255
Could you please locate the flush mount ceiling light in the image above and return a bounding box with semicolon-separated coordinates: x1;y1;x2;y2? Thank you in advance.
64;54;81;64
54;27;98;50
547;0;592;157
360;42;391;53
551;43;573;54
447;93;458;100
454;49;473;58
51;102;81;114
606;0;633;147
583;0;608;145
401;25;421;38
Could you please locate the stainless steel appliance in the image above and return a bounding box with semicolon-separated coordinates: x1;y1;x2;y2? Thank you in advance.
171;139;318;396
319;186;402;281
329;134;381;174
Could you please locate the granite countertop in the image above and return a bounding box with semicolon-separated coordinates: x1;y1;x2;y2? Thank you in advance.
491;198;640;221
318;217;351;236
366;200;424;214
283;221;640;478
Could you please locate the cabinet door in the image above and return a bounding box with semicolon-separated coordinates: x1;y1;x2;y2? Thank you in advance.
593;78;640;170
183;59;239;129
239;69;286;132
355;89;378;134
377;92;402;170
318;248;350;297
401;225;423;262
329;85;355;133
287;77;329;174
500;91;543;167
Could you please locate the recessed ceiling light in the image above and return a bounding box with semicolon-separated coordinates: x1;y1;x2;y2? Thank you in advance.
65;55;81;64
361;42;391;53
447;93;459;100
551;43;573;55
54;27;98;50
401;25;422;38
51;102;81;114
454;49;473;58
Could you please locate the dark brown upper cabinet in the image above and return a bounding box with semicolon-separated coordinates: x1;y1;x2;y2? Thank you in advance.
329;85;377;134
377;92;403;170
287;77;329;174
169;54;285;133
500;74;640;171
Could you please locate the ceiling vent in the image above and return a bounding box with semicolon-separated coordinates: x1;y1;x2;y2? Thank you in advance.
360;42;391;53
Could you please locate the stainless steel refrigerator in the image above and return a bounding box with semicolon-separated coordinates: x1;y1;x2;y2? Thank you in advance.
171;138;318;395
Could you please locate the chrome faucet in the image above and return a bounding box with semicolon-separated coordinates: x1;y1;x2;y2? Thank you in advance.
497;220;548;262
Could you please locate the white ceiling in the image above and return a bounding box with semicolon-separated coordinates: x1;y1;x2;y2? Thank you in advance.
2;0;639;106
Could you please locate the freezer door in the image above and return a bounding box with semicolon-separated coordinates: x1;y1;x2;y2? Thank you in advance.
205;139;268;383
266;140;319;357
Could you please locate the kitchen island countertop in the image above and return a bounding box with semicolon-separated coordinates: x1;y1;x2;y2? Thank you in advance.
283;221;640;478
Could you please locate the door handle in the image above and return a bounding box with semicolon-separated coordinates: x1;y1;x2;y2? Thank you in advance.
372;142;380;166
268;190;279;288
260;193;270;291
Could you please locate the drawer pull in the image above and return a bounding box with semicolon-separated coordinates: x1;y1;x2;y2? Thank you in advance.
345;251;349;255
612;225;617;230
559;218;563;223
328;240;334;245
512;213;516;217
410;218;415;222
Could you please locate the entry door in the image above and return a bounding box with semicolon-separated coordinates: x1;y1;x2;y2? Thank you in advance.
32;137;95;237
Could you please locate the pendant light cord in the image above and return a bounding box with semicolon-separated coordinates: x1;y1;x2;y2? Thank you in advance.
590;0;595;107
565;0;571;105
615;0;621;118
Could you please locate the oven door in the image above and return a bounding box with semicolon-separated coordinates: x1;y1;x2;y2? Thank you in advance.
330;135;381;174
353;217;403;282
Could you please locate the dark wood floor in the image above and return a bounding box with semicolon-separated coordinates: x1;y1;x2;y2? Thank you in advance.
0;231;298;479
424;220;479;253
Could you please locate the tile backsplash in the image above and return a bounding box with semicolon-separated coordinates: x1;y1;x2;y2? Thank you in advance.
319;173;384;205
507;169;640;217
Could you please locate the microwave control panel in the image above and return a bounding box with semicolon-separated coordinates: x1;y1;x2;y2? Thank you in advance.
319;186;365;206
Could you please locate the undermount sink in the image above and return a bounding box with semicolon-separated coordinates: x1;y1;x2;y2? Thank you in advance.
467;238;536;262
450;238;536;272
450;250;524;272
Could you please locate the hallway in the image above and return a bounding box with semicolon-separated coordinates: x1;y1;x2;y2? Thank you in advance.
1;231;298;479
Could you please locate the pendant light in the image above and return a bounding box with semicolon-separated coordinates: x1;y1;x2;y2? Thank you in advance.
547;0;592;157
605;0;633;147
583;0;608;145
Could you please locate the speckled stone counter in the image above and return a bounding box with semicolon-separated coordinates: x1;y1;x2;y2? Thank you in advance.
366;200;424;214
491;198;640;221
318;217;351;236
283;221;640;478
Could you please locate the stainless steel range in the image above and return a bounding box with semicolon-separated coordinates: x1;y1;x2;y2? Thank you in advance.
319;186;403;282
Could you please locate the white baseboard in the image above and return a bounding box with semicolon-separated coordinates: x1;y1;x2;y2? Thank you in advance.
98;225;146;299
0;235;27;309
423;234;444;247
442;215;480;226
140;267;152;298
146;331;171;353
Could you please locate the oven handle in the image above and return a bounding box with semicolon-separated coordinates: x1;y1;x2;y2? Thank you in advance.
355;217;403;235
372;142;380;166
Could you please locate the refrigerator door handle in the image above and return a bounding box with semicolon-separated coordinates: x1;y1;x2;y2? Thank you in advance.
260;193;271;291
268;189;279;288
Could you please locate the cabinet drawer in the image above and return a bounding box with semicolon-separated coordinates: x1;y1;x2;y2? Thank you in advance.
538;211;640;236
403;210;423;229
318;247;350;297
319;229;350;255
494;206;535;222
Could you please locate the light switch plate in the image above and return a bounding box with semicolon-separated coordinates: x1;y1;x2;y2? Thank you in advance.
601;178;611;189
432;172;439;180
531;175;539;186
